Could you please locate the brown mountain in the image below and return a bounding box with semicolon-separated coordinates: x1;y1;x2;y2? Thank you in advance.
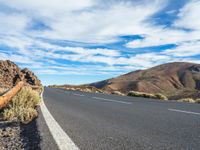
90;62;200;100
0;60;41;88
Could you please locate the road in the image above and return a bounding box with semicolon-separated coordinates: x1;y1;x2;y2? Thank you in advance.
41;87;200;150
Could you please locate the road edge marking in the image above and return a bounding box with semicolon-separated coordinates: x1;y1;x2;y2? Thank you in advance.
40;90;80;150
168;109;200;116
92;97;132;105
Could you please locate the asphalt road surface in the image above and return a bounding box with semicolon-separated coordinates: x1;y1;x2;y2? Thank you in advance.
41;87;200;150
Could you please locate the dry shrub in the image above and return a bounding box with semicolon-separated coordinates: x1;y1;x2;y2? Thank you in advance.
3;107;38;124
177;98;195;103
128;91;156;99
85;88;92;93
154;93;168;100
111;91;125;96
195;99;200;103
35;86;44;95
3;87;40;124
128;91;168;100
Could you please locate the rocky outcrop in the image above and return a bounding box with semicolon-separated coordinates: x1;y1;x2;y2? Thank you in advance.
21;68;41;86
0;60;41;88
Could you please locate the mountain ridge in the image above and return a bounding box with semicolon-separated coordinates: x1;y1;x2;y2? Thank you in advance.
90;62;200;100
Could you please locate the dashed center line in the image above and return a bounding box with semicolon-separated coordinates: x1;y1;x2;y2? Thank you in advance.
168;109;200;116
72;93;85;97
92;97;132;105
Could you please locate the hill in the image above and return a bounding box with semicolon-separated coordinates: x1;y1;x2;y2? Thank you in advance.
90;62;200;100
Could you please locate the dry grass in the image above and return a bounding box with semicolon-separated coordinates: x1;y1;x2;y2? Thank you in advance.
154;93;168;100
50;84;104;94
195;99;200;103
177;98;196;103
127;91;168;100
111;91;125;96
2;87;41;124
128;91;155;98
35;86;44;95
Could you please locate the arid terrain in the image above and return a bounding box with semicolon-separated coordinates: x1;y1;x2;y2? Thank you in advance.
90;62;200;100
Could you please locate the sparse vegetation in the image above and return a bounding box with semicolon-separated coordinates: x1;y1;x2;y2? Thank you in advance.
195;99;200;103
35;85;44;94
50;85;104;93
128;91;155;98
177;98;196;103
154;93;168;100
127;91;168;100
2;87;41;124
111;91;125;96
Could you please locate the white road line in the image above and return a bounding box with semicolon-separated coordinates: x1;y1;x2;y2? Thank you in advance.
40;91;80;150
72;93;85;97
92;97;132;105
168;109;200;116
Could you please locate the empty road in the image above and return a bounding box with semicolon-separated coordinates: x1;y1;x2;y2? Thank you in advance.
41;87;200;150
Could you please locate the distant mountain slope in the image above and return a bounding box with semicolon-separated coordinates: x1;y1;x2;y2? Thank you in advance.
90;62;200;100
0;60;41;88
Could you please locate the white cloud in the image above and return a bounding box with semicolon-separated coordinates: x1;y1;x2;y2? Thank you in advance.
0;12;28;35
126;29;189;48
0;52;36;64
0;0;167;43
174;0;200;30
163;40;200;57
126;0;200;49
2;0;94;17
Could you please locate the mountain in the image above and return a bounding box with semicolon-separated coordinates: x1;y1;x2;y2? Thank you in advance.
0;60;41;88
90;62;200;100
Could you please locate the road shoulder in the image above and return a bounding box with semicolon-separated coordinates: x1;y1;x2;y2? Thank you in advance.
36;107;59;150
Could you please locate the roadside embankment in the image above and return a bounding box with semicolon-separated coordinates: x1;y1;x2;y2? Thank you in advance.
0;82;42;149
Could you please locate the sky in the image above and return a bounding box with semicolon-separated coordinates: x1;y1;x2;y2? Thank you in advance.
0;0;200;85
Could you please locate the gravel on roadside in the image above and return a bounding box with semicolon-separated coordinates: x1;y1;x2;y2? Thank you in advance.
0;120;24;150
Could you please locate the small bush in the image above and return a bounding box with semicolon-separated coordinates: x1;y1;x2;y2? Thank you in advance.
36;86;44;95
154;93;168;100
111;91;125;96
128;91;156;99
85;88;92;93
177;98;195;103
3;87;40;124
127;91;168;100
195;99;200;103
3;107;38;124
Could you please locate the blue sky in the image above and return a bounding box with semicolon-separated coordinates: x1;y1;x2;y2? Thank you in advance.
0;0;200;85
